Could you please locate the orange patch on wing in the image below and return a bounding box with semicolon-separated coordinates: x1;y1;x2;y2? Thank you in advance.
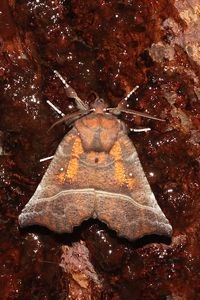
126;177;136;189
66;137;83;181
110;141;125;185
57;137;83;183
110;141;136;188
57;171;66;183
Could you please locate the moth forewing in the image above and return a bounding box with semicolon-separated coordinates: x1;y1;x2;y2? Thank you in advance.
19;94;172;240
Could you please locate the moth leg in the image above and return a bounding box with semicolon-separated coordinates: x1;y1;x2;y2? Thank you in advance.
47;100;65;117
53;70;89;111
129;127;151;132
40;155;54;162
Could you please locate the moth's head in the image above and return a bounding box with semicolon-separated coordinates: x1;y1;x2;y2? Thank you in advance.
91;97;108;113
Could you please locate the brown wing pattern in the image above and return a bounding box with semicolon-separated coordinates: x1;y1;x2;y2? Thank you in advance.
95;132;172;240
19;128;172;240
18;127;96;232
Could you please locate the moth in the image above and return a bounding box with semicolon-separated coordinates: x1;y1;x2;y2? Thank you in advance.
19;71;172;241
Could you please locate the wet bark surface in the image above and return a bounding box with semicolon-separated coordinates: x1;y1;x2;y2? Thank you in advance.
0;0;200;299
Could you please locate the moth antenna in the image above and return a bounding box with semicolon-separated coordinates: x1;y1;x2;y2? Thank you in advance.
53;70;89;111
107;84;165;121
107;106;165;121
123;85;139;102
113;85;139;111
117;108;165;121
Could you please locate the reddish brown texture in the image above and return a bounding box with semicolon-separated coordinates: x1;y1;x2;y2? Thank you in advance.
0;0;200;299
60;241;102;300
